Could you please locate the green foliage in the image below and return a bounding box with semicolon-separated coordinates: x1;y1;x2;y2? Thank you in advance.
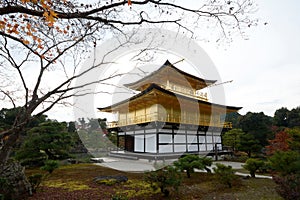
67;121;76;133
107;131;118;146
238;112;273;147
268;151;300;176
238;133;262;157
96;179;117;186
77;117;107;131
173;154;212;178
287;128;300;152
223;154;248;162
0;177;11;200
267;128;300;200
144;166;181;197
98;118;107;130
28;173;43;193
243;158;265;177
273;106;300;128
111;194;129;200
15;121;74;166
113;180;158;199
213;163;237;188
0;107;47;130
78;129;114;153
87;118;100;131
258;161;272;173
0;107;23;129
41;160;59;174
287;107;300;128
224;112;241;128
42;179;89;191
0;177;8;191
222;128;244;151
274;107;289;127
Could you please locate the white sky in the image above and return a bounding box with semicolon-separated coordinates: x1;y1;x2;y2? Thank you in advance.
46;0;300;121
203;0;300;116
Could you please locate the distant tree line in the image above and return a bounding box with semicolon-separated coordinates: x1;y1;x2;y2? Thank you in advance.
224;106;300;200
0;107;111;167
223;106;300;157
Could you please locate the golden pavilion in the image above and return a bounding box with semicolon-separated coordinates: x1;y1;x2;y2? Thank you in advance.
98;60;241;157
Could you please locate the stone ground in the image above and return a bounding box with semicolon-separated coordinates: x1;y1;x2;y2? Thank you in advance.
95;157;272;179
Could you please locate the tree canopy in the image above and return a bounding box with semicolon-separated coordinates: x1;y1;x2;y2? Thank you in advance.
237;112;273;146
15;120;74;166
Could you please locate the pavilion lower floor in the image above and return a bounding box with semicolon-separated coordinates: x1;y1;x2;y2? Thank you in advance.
108;121;229;154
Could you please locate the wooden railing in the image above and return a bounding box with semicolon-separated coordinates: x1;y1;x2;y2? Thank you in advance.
106;113;232;129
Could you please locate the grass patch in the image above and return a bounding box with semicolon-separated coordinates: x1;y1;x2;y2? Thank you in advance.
42;180;90;191
114;180;160;199
26;163;283;200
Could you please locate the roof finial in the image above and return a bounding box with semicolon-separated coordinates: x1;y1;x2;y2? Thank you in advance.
172;58;185;65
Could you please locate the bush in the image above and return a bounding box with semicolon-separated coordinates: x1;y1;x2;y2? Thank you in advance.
28;173;43;193
243;158;265;178
0;177;10;199
258;161;272;173
144;166;181;197
268;151;300;176
273;174;300;200
41;160;59;174
213;163;237;188
174;154;212;178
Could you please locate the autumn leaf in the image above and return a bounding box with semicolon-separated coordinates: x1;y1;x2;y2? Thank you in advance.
49;10;58;21
128;0;132;6
0;21;6;30
22;39;30;45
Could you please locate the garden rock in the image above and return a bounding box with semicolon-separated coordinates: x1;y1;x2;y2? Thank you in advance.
0;160;32;199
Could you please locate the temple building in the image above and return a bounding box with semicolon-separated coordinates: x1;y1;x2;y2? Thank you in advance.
98;60;241;157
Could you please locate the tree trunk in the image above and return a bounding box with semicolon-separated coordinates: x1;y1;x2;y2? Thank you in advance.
187;170;191;178
0;125;32;199
250;171;256;178
0;131;20;164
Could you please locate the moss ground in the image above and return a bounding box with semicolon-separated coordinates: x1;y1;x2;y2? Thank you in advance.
26;163;282;200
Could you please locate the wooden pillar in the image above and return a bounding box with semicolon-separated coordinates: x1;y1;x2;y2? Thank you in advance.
214;143;218;161
156;122;159;153
185;126;188;152
172;125;175;153
143;126;146;153
117;131;119;150
197;128;200;152
204;130;207;151
124;131;127;151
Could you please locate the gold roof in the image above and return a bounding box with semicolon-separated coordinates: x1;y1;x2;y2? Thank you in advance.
98;83;242;114
124;60;217;91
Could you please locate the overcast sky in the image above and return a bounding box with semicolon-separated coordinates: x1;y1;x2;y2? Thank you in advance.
45;0;300;121
198;0;300;116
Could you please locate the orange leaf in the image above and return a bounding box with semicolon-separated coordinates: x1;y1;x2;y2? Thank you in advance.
0;21;6;30
128;0;132;6
23;40;30;45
